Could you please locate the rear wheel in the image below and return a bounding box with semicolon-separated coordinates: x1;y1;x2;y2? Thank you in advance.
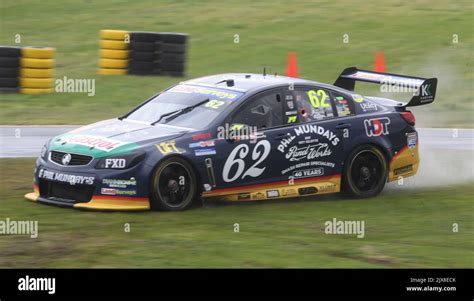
343;145;388;198
150;157;197;211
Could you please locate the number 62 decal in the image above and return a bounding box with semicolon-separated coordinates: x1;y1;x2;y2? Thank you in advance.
222;140;271;182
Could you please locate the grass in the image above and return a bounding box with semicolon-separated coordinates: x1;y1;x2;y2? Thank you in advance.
0;0;473;127
0;158;472;268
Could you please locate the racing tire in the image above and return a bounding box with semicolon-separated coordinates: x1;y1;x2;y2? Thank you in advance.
130;51;156;62
21;47;55;59
98;68;128;75
0;77;19;88
161;62;185;72
130;32;162;43
99;49;129;59
20;58;54;69
160;53;186;63
162;71;185;77
19;78;54;88
0;47;21;57
130;41;156;52
0;87;19;93
160;33;188;44
0;57;20;67
20;88;54;94
129;61;157;71
150;157;198;211
100;40;129;50
128;69;162;76
98;58;128;69
0;67;19;77
100;30;129;41
161;43;186;53
342;145;388;198
20;68;53;78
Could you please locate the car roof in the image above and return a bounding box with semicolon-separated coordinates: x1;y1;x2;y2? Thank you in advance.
180;73;348;94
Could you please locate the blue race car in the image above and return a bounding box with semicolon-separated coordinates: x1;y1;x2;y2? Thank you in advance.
25;68;437;211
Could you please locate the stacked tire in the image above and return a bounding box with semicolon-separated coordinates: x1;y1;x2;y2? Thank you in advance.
98;30;130;75
129;32;162;75
20;47;55;94
0;46;21;93
0;46;55;94
160;33;188;77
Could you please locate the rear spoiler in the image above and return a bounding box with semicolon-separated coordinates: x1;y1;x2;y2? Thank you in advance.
333;67;437;107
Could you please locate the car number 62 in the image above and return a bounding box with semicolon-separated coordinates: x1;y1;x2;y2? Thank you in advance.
222;140;271;182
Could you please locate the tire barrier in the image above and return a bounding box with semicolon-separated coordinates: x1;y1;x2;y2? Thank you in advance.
0;46;55;94
98;30;188;77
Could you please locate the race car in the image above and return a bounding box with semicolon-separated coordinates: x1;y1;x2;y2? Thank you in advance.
25;67;437;211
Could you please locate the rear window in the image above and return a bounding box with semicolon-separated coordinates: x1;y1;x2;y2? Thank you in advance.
331;92;355;117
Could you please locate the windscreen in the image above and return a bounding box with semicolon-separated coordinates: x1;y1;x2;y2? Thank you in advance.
126;84;244;129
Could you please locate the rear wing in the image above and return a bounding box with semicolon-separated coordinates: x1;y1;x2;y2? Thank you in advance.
333;67;437;107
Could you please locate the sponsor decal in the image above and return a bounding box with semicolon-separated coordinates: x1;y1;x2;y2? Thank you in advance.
364;117;390;137
278;124;340;155
298;136;318;145
360;102;378;111
203;183;212;192
237;193;251;201
59;135;125;152
292;168;324;179
282;161;335;175
102;177;137;188
192;132;212;141
189;140;215;148
318;183;337;193
104;158;126;168
100;188;137;196
352;94;364;103
286;143;332;162
156;141;183;155
222;140;271;182
194;148;217;156
252;192;265;199
285;110;298;116
407;132;417;149
266;190;280;198
287;115;297;123
287;100;295;109
394;164;413;176
281;188;298;197
38;169;94;185
169;85;241;100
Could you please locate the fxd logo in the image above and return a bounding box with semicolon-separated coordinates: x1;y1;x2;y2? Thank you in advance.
105;158;126;168
364;118;390;137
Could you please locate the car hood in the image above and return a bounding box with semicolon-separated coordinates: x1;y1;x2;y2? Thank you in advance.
48;119;190;158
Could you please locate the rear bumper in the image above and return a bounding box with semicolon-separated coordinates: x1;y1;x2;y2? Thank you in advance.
25;189;150;211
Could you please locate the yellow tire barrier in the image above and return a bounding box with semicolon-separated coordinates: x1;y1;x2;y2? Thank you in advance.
20;58;54;69
20;68;54;78
98;68;128;75
21;47;55;59
20;88;54;94
19;78;54;88
99;58;128;69
100;30;129;41
100;40;129;50
100;49;129;59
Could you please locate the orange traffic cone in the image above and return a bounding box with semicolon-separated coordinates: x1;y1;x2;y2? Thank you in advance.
286;52;299;78
374;51;386;72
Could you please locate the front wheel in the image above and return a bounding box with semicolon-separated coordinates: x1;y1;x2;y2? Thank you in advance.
150;157;198;211
343;145;388;198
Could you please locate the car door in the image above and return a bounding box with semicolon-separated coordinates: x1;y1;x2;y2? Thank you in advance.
211;88;290;190
276;85;345;182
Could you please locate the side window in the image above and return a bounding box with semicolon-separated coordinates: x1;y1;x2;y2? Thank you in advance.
293;87;335;123
231;91;283;129
331;92;355;117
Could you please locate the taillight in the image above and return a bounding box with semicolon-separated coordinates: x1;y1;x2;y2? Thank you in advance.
400;111;416;125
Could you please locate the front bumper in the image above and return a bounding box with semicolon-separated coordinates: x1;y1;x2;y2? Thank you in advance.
25;187;150;211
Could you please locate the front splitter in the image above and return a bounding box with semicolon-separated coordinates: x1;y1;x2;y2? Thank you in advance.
25;192;150;211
